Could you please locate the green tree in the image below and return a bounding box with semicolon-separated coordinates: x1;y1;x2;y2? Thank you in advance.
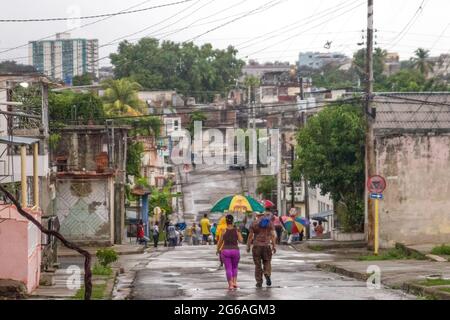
72;73;94;86
126;142;144;178
188;110;207;135
302;64;356;89
243;75;261;102
256;176;276;200
149;182;181;216
102;78;146;116
379;69;449;92
49;91;105;125
411;48;434;76
352;47;387;89
0;60;36;73
129;117;162;137
11;84;42;121
110;38;244;102
292;103;366;232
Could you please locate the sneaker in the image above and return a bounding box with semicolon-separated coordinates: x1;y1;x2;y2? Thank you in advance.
256;283;263;288
265;275;272;287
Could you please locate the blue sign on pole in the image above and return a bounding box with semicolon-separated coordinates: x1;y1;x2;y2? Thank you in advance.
370;193;383;200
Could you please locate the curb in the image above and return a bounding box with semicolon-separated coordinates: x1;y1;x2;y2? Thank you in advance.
104;270;119;300
316;262;370;282
402;283;450;300
317;262;450;300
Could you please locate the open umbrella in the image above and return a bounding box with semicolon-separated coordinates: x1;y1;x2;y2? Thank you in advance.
261;199;275;209
210;195;265;213
312;217;328;223
295;216;309;227
281;216;304;234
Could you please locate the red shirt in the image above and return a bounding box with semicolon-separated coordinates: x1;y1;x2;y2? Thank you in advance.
137;225;144;238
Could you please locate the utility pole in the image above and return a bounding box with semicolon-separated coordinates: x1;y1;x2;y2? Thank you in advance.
276;113;283;215
252;89;257;197
299;77;310;239
290;147;295;209
365;0;377;251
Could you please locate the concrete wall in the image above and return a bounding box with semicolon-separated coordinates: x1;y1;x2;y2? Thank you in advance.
376;133;450;247
55;178;114;245
0;206;41;293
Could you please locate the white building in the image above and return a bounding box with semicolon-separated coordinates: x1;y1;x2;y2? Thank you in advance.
298;52;350;70
29;33;99;84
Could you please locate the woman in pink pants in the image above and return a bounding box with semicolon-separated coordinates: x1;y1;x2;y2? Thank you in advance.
217;215;244;290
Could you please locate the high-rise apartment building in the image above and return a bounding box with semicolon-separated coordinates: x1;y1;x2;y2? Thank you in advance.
29;33;99;84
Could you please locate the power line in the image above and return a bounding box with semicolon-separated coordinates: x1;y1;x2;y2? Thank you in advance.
48;98;362;124
0;0;195;22
188;0;286;41
104;0;209;47
153;0;251;40
241;0;365;58
236;0;361;50
0;0;156;56
386;0;428;50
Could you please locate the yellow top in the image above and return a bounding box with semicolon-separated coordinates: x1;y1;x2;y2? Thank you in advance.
200;217;211;235
215;216;227;249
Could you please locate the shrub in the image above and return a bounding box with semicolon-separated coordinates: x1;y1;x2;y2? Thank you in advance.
96;248;118;268
431;244;450;256
92;263;113;276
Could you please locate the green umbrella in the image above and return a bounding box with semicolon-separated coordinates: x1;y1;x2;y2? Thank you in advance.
211;195;265;213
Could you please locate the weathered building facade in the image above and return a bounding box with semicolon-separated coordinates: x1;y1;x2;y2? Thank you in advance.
372;93;450;247
52;125;129;245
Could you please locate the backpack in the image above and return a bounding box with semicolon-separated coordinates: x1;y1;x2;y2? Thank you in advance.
259;217;271;229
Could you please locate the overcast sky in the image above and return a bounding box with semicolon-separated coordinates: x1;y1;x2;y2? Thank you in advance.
1;0;449;67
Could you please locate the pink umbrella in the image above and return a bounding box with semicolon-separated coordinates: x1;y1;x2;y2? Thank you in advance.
261;199;275;209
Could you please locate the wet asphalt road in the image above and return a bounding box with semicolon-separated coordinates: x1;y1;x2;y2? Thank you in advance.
130;245;414;300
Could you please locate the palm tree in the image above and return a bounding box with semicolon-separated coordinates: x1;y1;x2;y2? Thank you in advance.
102;78;146;116
411;48;434;76
243;75;260;103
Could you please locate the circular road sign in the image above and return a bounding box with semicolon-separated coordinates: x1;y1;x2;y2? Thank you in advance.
368;175;387;194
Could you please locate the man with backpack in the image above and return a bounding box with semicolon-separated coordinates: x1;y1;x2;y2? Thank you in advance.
246;211;277;288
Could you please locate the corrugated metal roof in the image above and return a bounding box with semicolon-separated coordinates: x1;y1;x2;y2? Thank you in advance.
374;93;450;131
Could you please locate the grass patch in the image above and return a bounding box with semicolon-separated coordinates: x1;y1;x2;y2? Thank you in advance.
359;247;426;261
431;244;450;256
417;294;438;300
73;283;107;300
417;279;450;287
439;287;450;293
308;245;325;252
92;263;113;276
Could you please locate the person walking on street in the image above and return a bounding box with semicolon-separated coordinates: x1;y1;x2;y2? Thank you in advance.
137;220;149;247
211;223;218;245
315;221;324;238
195;224;203;245
272;212;283;244
185;223;193;245
216;215;243;290
215;216;227;268
311;221;317;238
152;223;159;248
163;220;170;247
200;214;211;245
246;211;277;288
167;223;177;247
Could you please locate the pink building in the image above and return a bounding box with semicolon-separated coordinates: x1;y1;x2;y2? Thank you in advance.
0;205;42;293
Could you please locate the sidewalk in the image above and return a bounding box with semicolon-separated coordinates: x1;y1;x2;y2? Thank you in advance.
317;259;450;300
57;243;145;258
31;244;148;299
